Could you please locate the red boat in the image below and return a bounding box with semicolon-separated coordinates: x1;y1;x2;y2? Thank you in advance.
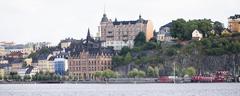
192;71;232;82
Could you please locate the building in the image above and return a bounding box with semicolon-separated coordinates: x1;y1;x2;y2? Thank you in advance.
228;14;240;32
26;42;51;51
60;38;76;49
0;63;11;76
67;29;115;80
99;13;154;50
0;46;6;56
54;53;69;76
0;58;8;65
10;59;23;72
156;22;175;42
0;41;15;46
192;29;203;40
0;69;4;80
37;54;55;73
54;58;68;76
24;58;32;66
18;68;28;79
7;51;24;58
4;44;34;58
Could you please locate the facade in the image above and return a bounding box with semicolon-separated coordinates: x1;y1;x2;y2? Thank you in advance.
68;50;113;80
4;44;34;58
0;46;6;56
192;30;203;40
0;69;4;80
26;42;51;51
0;59;8;64
24;58;32;66
11;63;22;72
99;13;154;50
60;38;75;49
18;68;27;79
37;54;55;73
67;29;115;80
7;51;24;58
54;58;68;76
228;14;240;32
157;22;174;42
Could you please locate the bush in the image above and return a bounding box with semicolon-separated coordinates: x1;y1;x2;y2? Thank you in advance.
128;68;146;78
144;42;157;50
183;67;196;76
165;48;178;56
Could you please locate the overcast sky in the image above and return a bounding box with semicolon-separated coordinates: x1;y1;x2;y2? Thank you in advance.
0;0;239;45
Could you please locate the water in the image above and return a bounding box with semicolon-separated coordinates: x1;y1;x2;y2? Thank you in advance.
0;83;239;96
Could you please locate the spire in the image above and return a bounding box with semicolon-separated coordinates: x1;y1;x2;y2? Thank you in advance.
86;28;91;44
87;28;90;37
101;5;108;22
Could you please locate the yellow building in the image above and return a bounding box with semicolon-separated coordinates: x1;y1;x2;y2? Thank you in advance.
99;13;153;50
11;63;22;72
0;69;4;80
37;54;55;73
228;14;240;32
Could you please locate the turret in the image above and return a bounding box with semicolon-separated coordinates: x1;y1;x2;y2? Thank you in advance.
101;13;108;22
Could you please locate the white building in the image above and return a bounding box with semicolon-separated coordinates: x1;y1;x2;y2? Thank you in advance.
192;30;203;40
157;23;175;42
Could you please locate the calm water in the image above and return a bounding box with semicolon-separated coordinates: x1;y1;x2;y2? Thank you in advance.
0;83;239;96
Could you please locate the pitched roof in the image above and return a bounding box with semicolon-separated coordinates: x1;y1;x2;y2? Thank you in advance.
25;66;33;74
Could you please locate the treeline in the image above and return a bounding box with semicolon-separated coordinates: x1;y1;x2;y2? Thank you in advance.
170;19;224;40
183;37;240;56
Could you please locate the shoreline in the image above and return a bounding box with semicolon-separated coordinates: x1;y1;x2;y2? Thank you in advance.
0;81;238;84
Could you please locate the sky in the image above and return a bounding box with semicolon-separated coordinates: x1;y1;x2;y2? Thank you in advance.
0;0;239;45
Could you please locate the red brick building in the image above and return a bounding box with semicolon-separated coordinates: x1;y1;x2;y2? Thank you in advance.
67;29;115;80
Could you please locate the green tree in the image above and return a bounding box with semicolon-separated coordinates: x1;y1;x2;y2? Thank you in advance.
170;18;213;40
94;71;103;79
24;75;31;81
102;69;118;79
146;66;155;77
144;42;157;50
213;21;224;35
112;56;124;67
13;75;21;81
128;68;145;78
183;67;196;76
165;47;178;56
197;19;213;37
134;32;146;47
154;67;160;77
146;66;159;77
120;46;131;55
138;70;146;78
170;19;190;40
124;52;132;64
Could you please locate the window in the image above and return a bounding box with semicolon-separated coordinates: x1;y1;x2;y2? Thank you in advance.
108;31;112;34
